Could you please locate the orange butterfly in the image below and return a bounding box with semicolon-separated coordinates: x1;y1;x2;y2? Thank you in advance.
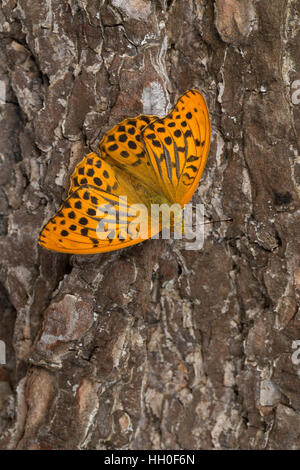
38;89;211;254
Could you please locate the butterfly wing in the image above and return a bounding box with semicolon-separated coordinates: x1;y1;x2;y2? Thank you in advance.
67;152;118;196
142;89;211;206
39;153;160;254
99;115;163;196
99;90;210;206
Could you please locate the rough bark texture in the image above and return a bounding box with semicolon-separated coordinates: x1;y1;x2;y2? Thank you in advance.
0;0;300;450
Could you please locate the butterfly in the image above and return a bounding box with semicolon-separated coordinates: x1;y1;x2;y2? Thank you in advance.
38;89;211;254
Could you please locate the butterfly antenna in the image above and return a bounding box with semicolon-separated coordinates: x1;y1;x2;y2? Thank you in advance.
183;218;233;229
202;218;233;225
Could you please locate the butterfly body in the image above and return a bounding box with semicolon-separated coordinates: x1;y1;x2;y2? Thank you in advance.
39;89;211;254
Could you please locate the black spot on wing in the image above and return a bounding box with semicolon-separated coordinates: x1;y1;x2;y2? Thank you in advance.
187;155;199;162
182;173;194;185
187;164;198;173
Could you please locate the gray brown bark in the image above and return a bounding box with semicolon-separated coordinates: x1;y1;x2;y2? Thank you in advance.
0;0;300;450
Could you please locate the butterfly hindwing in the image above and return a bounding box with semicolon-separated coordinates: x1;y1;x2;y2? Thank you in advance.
68;152;119;196
99;116;162;196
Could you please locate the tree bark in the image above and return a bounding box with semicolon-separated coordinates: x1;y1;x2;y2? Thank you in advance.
0;0;300;450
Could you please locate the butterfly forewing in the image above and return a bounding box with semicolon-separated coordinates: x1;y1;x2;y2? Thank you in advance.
39;152;161;253
39;184;160;254
142;89;210;206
